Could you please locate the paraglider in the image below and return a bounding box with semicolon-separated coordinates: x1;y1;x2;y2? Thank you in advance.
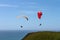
37;11;43;26
37;11;42;19
16;15;28;28
17;15;28;21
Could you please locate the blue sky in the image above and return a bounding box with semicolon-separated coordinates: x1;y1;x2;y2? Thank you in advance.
0;0;60;31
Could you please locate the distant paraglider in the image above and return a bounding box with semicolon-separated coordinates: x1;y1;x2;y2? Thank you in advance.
17;15;28;28
37;11;42;19
37;11;43;26
17;15;28;21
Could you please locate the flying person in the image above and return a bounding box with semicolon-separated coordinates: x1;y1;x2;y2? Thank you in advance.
17;15;29;28
37;11;43;26
39;24;42;26
20;26;23;28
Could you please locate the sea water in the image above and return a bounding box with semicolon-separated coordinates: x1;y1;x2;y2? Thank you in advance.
0;30;31;40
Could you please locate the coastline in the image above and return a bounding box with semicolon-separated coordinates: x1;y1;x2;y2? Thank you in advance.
22;31;60;40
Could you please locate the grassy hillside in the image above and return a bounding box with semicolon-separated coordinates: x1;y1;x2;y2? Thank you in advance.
22;31;60;40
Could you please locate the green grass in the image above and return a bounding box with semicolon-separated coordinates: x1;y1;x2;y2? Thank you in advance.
22;31;60;40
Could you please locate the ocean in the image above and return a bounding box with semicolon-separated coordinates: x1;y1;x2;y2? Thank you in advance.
0;30;33;40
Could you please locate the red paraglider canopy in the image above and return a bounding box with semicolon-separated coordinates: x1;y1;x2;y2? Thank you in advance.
37;11;42;19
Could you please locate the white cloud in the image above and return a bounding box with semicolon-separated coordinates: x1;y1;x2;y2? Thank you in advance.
0;4;19;7
19;2;37;5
